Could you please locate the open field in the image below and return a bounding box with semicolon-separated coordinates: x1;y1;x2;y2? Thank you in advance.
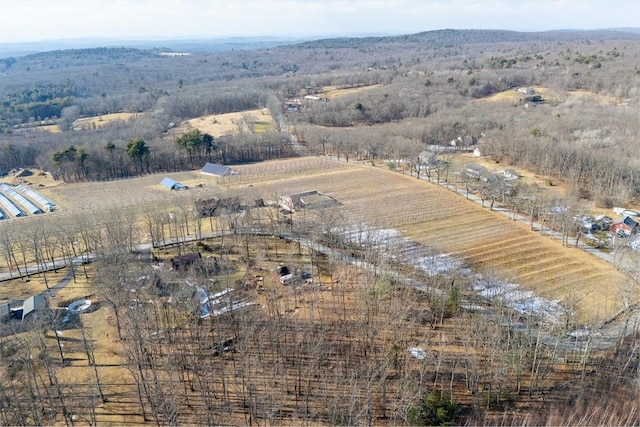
320;84;383;99
72;112;144;130
8;157;631;325
34;124;61;133
480;85;623;106
171;108;274;137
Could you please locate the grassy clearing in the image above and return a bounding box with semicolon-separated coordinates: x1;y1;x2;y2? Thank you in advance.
479;85;622;106
249;121;276;133
34;124;61;133
72;112;143;130
319;84;383;99
172;109;273;137
29;157;632;324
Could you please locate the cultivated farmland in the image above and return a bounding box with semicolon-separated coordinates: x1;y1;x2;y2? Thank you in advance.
40;156;630;324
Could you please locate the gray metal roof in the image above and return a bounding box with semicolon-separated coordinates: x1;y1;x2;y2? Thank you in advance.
17;184;55;209
201;162;232;176
0;184;41;214
160;177;186;190
0;192;24;217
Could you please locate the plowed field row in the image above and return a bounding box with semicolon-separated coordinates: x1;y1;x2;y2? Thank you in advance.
44;157;630;324
235;159;627;324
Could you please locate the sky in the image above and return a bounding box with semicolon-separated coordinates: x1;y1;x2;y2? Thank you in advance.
1;0;639;44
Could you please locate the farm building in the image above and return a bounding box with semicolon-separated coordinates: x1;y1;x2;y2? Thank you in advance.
171;252;202;271
610;216;639;236
502;169;520;180
201;163;235;177
160;177;187;190
279;190;340;212
464;163;488;179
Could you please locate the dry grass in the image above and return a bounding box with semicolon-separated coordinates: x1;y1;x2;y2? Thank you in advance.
21;157;632;325
320;84;382;99
221;159;627;324
34;124;61;133
171;108;274;137
43;170;222;214
480;85;622;106
72;112;143;130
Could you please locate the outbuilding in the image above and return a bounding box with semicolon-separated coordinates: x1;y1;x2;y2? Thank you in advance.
610;216;639;236
160;177;187;190
201;163;235;177
279;190;340;212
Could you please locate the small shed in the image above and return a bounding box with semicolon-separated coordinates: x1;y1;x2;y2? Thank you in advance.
201;163;235;177
502;169;520;180
161;177;187;190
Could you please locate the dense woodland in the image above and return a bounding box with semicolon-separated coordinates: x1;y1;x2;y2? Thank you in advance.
1;29;640;425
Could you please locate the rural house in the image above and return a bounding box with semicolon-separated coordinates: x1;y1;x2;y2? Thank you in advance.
201;162;235;177
279;190;340;212
610;216;639;236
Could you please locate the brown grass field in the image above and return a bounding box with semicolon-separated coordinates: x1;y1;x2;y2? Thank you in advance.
480;85;623;106
72;112;143;130
171;108;274;137
32;156;628;324
320;84;383;99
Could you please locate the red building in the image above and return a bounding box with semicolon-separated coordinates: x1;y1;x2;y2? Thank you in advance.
610;216;639;236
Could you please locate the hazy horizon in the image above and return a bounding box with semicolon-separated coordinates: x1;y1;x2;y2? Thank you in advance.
1;0;639;45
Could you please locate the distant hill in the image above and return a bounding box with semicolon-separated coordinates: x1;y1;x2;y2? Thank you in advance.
0;36;307;58
295;28;640;49
3;29;639;59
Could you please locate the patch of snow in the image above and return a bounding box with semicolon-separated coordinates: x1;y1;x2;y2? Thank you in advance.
415;253;464;276
472;277;563;322
343;227;398;246
342;226;569;323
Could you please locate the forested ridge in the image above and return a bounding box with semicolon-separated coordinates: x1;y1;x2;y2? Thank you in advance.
2;28;639;205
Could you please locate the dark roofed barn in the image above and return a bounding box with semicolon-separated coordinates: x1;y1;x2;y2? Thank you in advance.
201;163;235;177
